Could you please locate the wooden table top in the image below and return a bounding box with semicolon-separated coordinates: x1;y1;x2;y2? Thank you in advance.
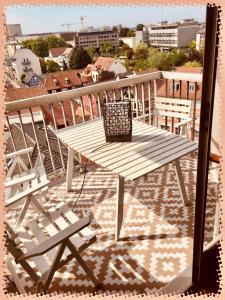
56;118;198;181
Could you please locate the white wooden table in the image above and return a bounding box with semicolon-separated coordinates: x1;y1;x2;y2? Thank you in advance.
56;118;198;241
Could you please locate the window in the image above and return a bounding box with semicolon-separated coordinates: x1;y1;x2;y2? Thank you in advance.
170;82;180;91
189;83;196;92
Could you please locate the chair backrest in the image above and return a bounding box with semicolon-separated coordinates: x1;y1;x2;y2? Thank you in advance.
154;97;192;121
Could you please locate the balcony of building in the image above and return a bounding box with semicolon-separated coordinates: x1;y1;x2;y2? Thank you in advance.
3;65;221;296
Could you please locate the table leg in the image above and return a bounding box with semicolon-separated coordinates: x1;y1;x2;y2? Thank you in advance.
66;147;74;192
174;159;190;206
115;175;124;241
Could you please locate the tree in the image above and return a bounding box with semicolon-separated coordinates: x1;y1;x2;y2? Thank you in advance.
69;46;92;69
188;40;197;50
184;60;202;67
186;48;203;65
170;49;187;66
46;60;60;72
136;24;144;31
62;59;68;70
22;38;48;57
45;35;72;49
98;70;115;81
120;44;133;59
39;58;47;73
86;46;97;58
119;27;130;37
112;26;118;32
127;30;135;37
134;43;149;60
125;48;133;60
99;42;114;56
20;73;26;83
119;40;124;47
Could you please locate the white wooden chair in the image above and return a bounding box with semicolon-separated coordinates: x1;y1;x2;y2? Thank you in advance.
154;87;193;139
5;202;99;294
4;147;49;229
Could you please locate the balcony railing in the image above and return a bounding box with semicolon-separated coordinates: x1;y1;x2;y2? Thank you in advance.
5;70;202;177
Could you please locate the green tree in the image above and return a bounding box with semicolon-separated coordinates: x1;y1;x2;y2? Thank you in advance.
186;48;203;65
170;49;187;66
98;70;115;81
86;46;97;58
20;73;26;83
119;27;130;37
136;24;144;31
125;48;134;60
39;58;47;73
184;60;202;67
69;47;92;69
127;30;135;37
45;35;71;49
112;25;118;32
45;60;60;72
120;44;133;59
22;38;48;57
119;40;124;47
62;59;68;70
188;40;197;50
134;43;149;60
99;42;114;56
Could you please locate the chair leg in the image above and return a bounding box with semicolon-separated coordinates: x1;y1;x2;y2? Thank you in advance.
15;196;32;229
66;240;99;287
66;147;75;192
43;242;67;292
173;159;190;206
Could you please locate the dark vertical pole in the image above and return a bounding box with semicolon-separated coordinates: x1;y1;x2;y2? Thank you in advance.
192;5;219;286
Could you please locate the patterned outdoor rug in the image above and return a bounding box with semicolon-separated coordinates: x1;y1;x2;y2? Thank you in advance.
4;155;219;295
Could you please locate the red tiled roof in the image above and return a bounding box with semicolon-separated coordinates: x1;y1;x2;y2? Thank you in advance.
175;66;203;73
93;57;115;71
5;86;48;102
49;47;68;57
40;70;84;91
42;95;98;127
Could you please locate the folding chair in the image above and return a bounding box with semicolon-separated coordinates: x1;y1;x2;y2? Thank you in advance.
5;202;99;293
4;147;49;229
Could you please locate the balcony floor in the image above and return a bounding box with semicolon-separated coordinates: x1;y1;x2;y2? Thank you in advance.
4;154;219;295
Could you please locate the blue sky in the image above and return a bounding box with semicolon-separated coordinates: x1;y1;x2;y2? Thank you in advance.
5;4;206;35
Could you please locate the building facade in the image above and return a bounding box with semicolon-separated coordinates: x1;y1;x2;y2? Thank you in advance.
75;30;119;49
119;37;137;48
88;56;127;82
196;23;205;51
6;24;22;39
45;47;73;69
11;48;42;85
135;28;149;44
148;19;199;50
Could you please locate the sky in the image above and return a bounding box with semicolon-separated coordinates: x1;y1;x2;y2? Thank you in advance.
5;4;206;35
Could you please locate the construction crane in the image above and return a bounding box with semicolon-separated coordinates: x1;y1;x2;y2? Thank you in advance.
62;16;87;31
80;16;87;28
61;23;80;31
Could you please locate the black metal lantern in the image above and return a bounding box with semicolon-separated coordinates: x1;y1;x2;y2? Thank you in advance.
102;99;132;142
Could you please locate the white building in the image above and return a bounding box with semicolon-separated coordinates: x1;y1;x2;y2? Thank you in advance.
45;47;73;69
11;48;42;85
89;56;126;82
119;37;137;48
148;19;199;50
135;28;149;44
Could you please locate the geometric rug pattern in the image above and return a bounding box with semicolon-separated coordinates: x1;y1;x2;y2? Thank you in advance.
4;155;219;295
